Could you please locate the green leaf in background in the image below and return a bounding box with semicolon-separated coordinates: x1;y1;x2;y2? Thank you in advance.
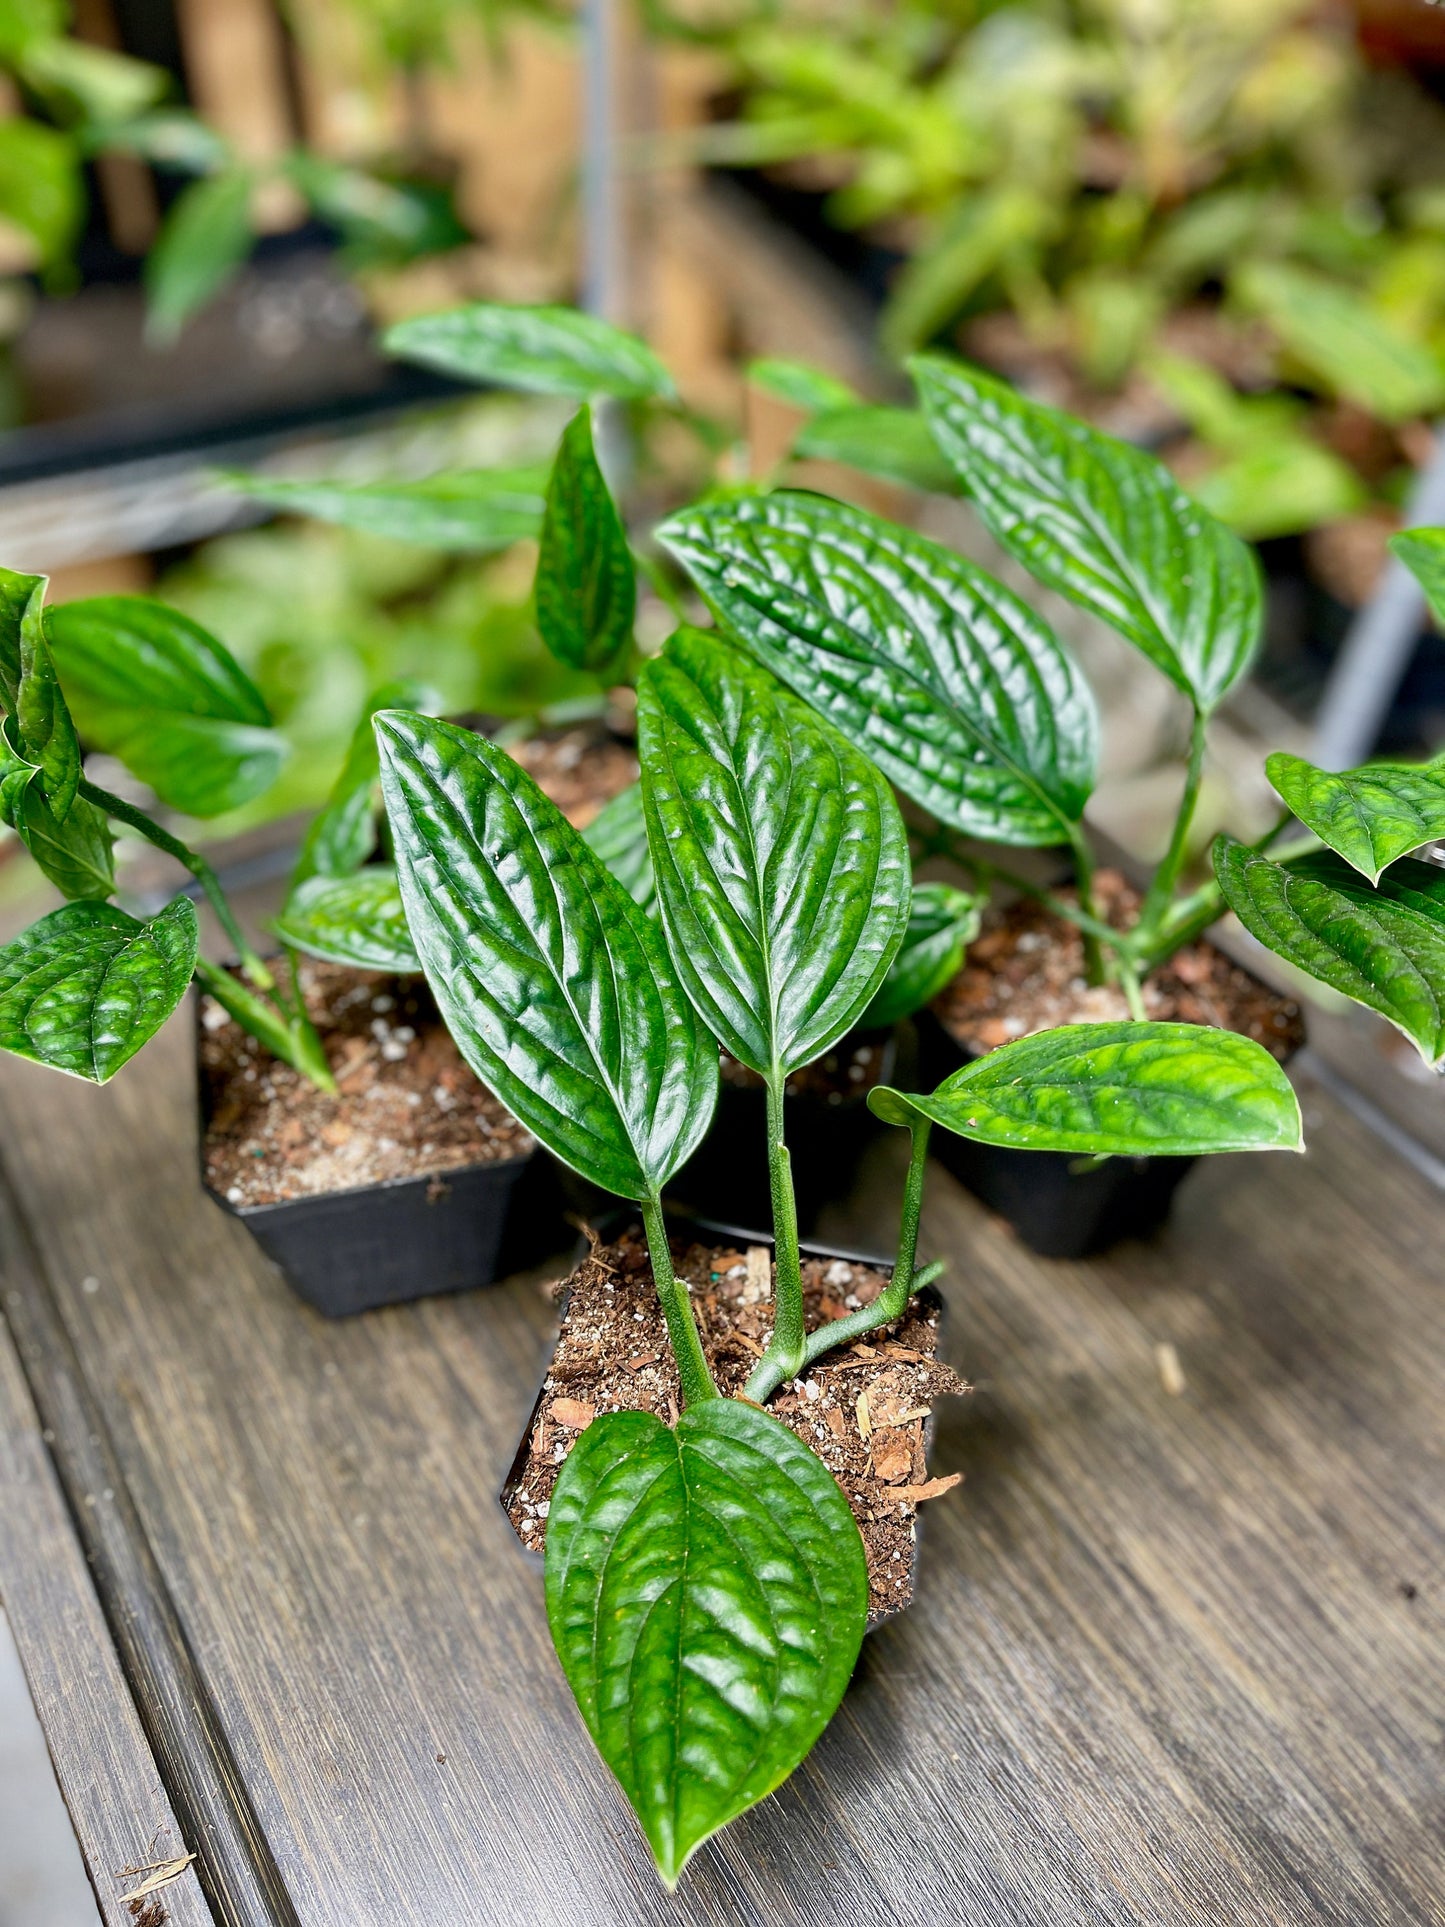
0;767;114;900
912;355;1263;714
16;34;169;128
746;357;858;414
0;897;198;1082
45;594;284;817
144;168;255;342
1390;526;1445;627
376;711;717;1197
880;186;1054;362
657;490;1098;846
546;1396;868;1888
1235;265;1445;425
272;869;418;973
0;569;80;820
384;302;677;402
535;407;636;676
793;406;955;493
291;677;440;890
0;119;82;270
637;627;910;1075
862;880;981;1028
871;1020;1303;1154
1187;441;1365;545
1215;838;1445;1068
580;779;655;913
1265;750;1445;883
93;109;229;174
216;466;547;554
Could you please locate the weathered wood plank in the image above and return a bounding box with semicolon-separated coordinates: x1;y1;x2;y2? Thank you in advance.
0;1002;1441;1926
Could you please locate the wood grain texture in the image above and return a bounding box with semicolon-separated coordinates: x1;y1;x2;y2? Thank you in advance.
0;1003;1442;1926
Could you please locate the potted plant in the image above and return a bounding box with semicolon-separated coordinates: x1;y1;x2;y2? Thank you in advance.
655;355;1310;1252
372;616;1303;1883
0;568;558;1314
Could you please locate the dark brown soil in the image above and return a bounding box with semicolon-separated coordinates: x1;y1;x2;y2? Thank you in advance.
934;871;1306;1061
503;720;637;827
200;960;533;1207
504;1229;967;1620
719;1030;892;1105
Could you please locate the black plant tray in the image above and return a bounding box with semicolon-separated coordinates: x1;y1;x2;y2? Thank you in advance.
498;1211;948;1630
194;995;568;1318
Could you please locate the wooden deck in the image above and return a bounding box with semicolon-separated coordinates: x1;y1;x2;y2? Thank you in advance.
0;1006;1442;1927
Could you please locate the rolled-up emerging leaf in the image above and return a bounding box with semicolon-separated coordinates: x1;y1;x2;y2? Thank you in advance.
0;567;81;822
535;406;636;676
870;1020;1303;1155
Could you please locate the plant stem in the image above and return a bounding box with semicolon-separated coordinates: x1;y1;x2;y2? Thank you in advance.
80;779;274;990
641;1193;717;1407
1066;821;1105;986
929;826;1130;956
1135;709;1208;948
194;958;337;1094
1116;954;1148;1021
755;1069;805;1383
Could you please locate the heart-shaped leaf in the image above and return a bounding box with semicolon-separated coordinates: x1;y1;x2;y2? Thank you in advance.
376;710;716;1198
580;779;655;912
1265;750;1445;883
45;595;284;817
657;490;1097;846
637;627;910;1075
0;896;198;1082
862;880;981;1028
1215;837;1445;1068
0;764;115;899
273;869;418;972
546;1396;868;1888
871;1020;1303;1154
0;567;81;820
384;302;677;401
1390;527;1445;626
216;465;547;553
793;406;955;493
291;678;441;891
536;406;636;675
912;355;1262;714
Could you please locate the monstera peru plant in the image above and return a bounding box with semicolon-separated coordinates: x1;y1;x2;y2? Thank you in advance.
374;611;1303;1884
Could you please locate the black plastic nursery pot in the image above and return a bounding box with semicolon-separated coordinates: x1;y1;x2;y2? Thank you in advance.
664;1028;898;1234
195;997;569;1318
499;1212;953;1628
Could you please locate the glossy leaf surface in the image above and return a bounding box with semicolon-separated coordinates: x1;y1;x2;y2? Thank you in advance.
793;405;954;493
1266;750;1445;883
862;881;980;1028
273;869;418;973
657;491;1097;845
0;897;198;1082
912;355;1262;713
535;407;636;675
637;628;910;1074
384;302;676;401
1215;838;1445;1068
580;780;655;912
546;1397;868;1888
871;1020;1302;1154
1391;527;1445;627
0;766;115;899
45;595;283;817
217;466;547;553
376;711;716;1197
291;678;439;890
0;568;81;821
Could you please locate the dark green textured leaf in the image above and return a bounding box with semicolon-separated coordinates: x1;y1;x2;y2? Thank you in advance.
1215;837;1445;1068
291;678;440;890
145;168;254;341
535;407;636;675
861;880;980;1028
870;1019;1302;1154
384;302;676;401
273;869;418;972
376;711;716;1197
0;569;80;820
216;466;546;553
546;1396;868;1888
580;780;655;912
657;490;1097;845
46;595;283;817
638;627;910;1075
793;406;955;493
912;355;1263;713
1391;527;1445;627
0;896;198;1082
746;358;857;414
1;767;115;899
1266;750;1445;883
